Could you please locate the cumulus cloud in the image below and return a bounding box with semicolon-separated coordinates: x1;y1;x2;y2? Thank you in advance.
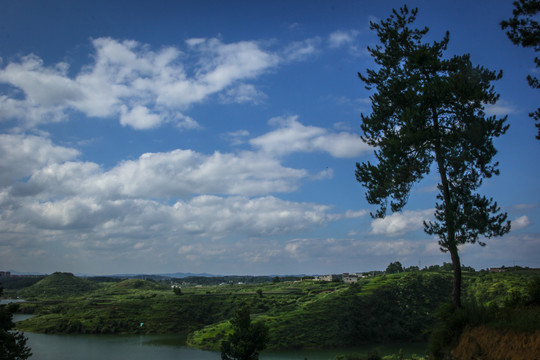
12;148;307;199
283;237;427;261
0;55;83;106
250;115;371;158
119;105;162;129
370;209;434;236
0;36;310;130
0;134;79;186
0;194;337;253
0;128;372;273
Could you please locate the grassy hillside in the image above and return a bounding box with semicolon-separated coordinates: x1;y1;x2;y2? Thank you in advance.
189;272;453;350
13;269;540;353
17;272;98;298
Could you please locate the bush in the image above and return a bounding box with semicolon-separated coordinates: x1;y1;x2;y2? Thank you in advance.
428;301;503;359
428;304;469;359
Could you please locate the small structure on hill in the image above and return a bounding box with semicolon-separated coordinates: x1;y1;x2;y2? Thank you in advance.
315;274;338;282
342;273;359;284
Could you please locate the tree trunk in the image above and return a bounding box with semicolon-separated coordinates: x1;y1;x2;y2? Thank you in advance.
432;108;462;308
449;244;462;308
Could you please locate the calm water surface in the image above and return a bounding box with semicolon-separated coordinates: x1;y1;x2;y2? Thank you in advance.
14;315;427;360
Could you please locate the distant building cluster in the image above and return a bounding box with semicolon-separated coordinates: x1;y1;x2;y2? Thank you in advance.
315;274;338;282
0;271;11;278
315;273;367;283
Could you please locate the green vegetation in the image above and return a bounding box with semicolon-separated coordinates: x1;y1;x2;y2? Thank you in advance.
501;0;540;139
429;270;540;359
220;304;268;360
1;287;32;360
17;272;97;299
356;5;510;309
10;268;539;356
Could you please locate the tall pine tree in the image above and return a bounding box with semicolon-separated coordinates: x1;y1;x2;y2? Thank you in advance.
501;0;540;139
356;6;511;308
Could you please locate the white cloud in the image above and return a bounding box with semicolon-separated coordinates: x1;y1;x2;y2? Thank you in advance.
485;100;516;116
219;83;267;104
512;215;531;230
312;167;334;180
365;238;422;256
173;195;332;239
119;105;162;129
0;193;340;254
283;237;426;261
250;115;371;158
224;130;250;145
328;30;359;48
0;54;83;106
282;38;321;62
0;134;79;186
0;131;371;272
0;37;286;130
370;209;434;236
14;148;307;199
512;203;538;211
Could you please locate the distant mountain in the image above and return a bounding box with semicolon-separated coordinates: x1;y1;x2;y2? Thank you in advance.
159;272;216;278
6;270;48;276
104;272;216;279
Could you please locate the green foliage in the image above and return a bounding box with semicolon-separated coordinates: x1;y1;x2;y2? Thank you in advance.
109;279;166;291
386;261;403;274
0;277;45;291
501;0;540;139
220;305;268;360
463;271;539;307
0;287;32;360
356;5;510;308
12;270;539;353
173;287;182;295
429;272;540;359
17;272;97;298
428;303;478;359
189;272;453;350
336;351;381;360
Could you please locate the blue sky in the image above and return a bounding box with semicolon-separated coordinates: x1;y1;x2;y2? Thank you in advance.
0;0;538;275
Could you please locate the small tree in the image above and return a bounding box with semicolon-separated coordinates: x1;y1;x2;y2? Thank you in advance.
501;0;540;139
0;287;32;360
221;305;268;360
386;261;403;274
356;6;511;308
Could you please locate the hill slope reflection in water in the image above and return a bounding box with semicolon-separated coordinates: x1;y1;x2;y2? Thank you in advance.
22;332;426;360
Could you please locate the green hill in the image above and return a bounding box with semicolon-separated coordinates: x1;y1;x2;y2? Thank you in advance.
18;272;97;298
107;279;166;292
189;272;454;350
13;269;540;354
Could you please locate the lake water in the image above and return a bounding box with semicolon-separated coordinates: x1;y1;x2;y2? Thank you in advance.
13;315;427;360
